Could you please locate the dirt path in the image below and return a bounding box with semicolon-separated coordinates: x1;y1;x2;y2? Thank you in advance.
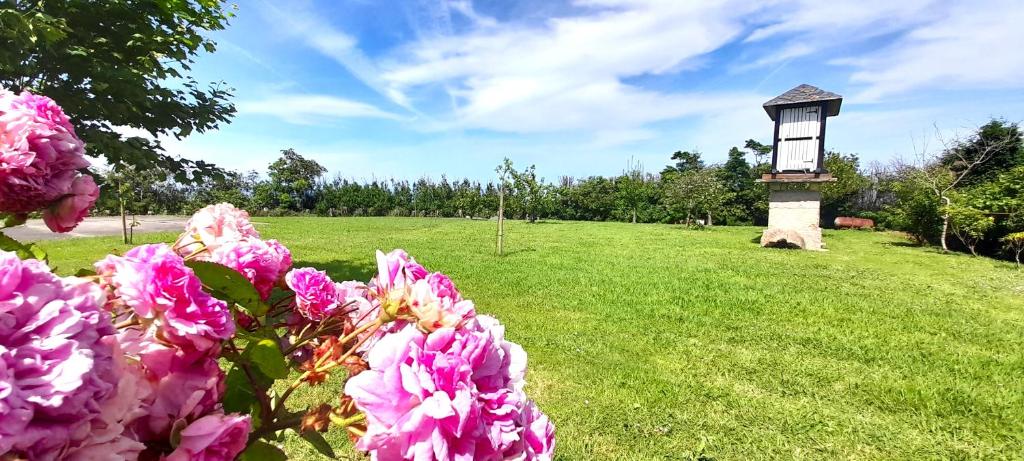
2;215;188;242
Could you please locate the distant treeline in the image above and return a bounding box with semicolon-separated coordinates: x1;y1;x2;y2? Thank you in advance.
95;119;1024;261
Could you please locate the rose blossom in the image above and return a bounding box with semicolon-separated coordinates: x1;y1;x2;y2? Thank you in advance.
115;327;224;441
176;202;260;255
286;267;342;321
207;237;292;300
0;89;96;232
407;273;476;332
96;244;234;351
507;401;555;460
42;174;99;233
369;249;428;308
344;315;542;460
164;412;251;461
0;251;118;460
63;338;151;461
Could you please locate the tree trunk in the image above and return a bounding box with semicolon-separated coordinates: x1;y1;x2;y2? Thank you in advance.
707;212;712;227
120;197;129;244
631;208;636;224
940;194;951;251
496;188;505;255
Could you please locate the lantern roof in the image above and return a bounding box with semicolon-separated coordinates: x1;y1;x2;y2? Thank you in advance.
763;84;843;121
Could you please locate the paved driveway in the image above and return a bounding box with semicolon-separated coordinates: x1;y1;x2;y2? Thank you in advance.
2;215;188;241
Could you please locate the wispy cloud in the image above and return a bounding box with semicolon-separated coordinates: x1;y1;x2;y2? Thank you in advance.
238;94;405;124
255;0;414;110
836;0;1024;101
378;0;762;141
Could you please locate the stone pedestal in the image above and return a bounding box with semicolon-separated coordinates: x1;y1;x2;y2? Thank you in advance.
757;174;833;250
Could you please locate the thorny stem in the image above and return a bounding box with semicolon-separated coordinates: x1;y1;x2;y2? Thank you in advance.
114;317;140;329
249;415;305;443
274;322;381;417
328;412;366;427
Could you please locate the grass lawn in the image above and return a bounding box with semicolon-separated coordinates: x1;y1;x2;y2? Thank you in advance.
39;218;1024;460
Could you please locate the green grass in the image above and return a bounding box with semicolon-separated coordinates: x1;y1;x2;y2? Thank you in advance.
40;218;1024;460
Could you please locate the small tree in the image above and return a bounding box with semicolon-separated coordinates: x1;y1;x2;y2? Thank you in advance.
1001;232;1024;266
617;157;647;224
664;168;731;226
944;203;994;256
912;124;1017;251
495;158;515;255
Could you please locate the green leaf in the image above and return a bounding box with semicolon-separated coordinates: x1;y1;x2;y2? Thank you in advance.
1;213;27;228
75;268;98;277
0;234;46;262
240;440;288;461
26;243;47;262
246;338;289;379
185;260;268;315
223;366;258;414
297;429;336;459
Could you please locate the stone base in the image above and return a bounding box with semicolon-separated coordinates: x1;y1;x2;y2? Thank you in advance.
762;186;824;250
761;227;823;250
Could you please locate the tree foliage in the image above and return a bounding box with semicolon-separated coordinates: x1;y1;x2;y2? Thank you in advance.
0;0;236;181
267;149;327;211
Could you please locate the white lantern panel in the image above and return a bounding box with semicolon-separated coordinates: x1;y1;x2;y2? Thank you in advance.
776;106;820;171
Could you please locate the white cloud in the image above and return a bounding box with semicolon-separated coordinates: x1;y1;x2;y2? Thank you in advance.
838;1;1024;101
376;0;765;140
255;0;414;110
245;0;1024;152
238;94;404;124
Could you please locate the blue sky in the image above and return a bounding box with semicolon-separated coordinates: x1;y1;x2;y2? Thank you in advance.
163;0;1024;182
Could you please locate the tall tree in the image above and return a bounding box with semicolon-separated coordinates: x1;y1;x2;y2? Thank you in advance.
268;149;326;211
0;0;236;182
661;150;704;176
743;139;773;167
940;120;1023;186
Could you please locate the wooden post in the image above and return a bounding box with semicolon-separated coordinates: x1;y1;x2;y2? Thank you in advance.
496;184;505;255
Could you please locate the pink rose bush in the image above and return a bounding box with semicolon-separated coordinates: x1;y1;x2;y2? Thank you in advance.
0;89;97;232
0;91;553;461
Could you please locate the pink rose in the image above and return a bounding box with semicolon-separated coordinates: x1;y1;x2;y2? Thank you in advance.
164;413;251;461
116;327;224;441
1;89;95;233
344;315;537;459
207;237;292;300
42;174;99;232
177;203;259;256
286;267;342;321
96;244;233;351
407;274;475;332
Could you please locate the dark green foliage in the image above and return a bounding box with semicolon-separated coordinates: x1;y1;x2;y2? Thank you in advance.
821;152;870;225
940;120;1023;186
0;0;236;182
661;150;705;177
268;149;327;211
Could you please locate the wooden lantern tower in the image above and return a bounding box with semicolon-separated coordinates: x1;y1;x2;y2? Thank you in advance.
758;84;842;250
